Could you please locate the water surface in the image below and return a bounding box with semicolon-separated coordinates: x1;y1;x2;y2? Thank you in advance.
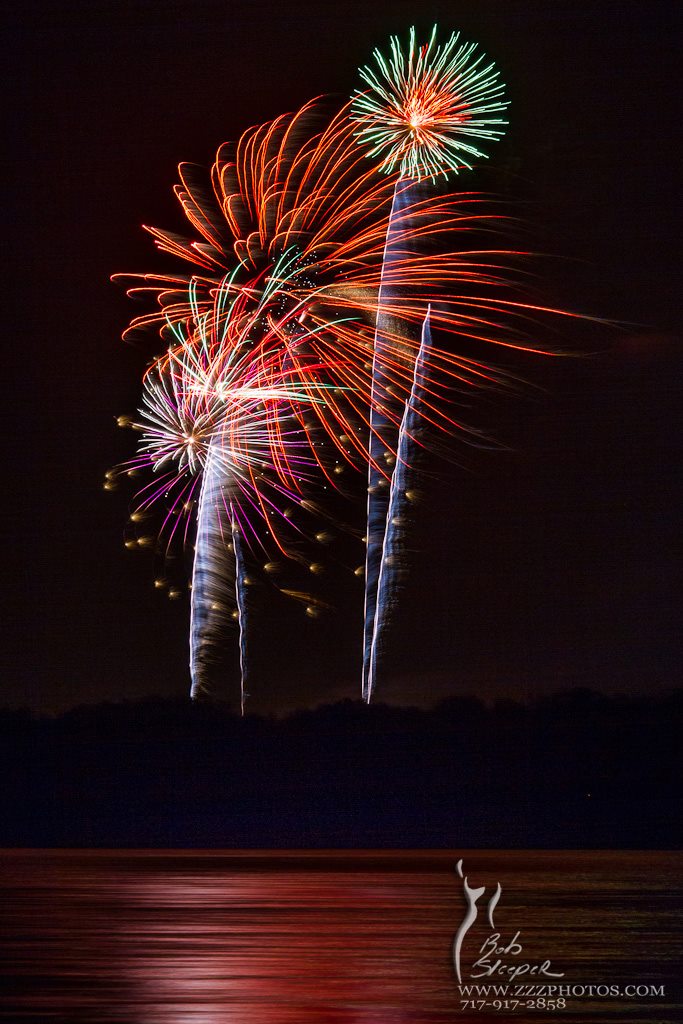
1;850;680;1022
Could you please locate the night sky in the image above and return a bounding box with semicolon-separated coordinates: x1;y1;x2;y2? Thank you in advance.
4;0;680;713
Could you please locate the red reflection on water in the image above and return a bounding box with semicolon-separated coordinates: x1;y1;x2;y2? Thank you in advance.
113;866;457;1023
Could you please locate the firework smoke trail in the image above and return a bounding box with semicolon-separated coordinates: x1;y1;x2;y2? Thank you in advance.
366;305;433;701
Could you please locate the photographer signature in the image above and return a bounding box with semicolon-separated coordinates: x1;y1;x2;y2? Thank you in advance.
453;859;564;984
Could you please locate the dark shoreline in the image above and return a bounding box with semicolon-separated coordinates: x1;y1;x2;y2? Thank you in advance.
2;689;680;849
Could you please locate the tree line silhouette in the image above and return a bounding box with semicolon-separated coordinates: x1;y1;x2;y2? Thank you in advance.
1;689;680;848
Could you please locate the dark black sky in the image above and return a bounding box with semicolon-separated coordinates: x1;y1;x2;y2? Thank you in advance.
3;0;680;712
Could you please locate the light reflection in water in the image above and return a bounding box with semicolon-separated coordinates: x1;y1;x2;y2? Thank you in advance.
115;867;454;1023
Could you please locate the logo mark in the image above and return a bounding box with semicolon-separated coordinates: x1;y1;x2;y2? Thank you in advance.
453;859;564;986
452;859;502;983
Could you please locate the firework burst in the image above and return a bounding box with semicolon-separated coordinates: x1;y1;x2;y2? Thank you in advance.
352;25;508;181
126;275;342;531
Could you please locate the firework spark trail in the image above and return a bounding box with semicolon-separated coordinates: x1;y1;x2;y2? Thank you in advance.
229;502;249;715
362;179;418;701
189;438;235;700
187;387;324;706
366;305;433;702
